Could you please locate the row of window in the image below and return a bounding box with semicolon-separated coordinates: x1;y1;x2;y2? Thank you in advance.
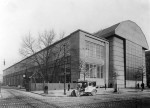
84;63;104;78
85;41;105;59
5;75;23;86
125;41;144;81
126;70;142;80
49;56;71;67
126;41;142;57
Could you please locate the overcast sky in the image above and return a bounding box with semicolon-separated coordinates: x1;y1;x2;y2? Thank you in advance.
0;0;150;74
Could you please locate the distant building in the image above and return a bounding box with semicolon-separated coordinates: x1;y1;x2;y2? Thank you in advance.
3;20;149;88
146;50;150;87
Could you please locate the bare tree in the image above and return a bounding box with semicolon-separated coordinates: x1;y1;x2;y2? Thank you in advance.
79;59;89;81
135;66;146;89
59;31;65;40
19;29;70;85
70;47;89;81
19;29;57;83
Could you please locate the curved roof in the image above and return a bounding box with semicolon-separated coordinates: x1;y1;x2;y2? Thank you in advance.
94;20;149;49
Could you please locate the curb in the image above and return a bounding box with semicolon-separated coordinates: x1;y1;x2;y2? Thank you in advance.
30;91;69;97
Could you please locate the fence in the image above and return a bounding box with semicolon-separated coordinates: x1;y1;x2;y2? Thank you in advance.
30;83;77;91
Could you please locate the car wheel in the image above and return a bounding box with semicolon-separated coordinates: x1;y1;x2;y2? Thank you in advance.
91;90;96;96
75;91;80;97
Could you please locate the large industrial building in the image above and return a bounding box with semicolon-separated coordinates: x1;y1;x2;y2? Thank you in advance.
3;20;149;89
94;20;148;87
146;50;150;87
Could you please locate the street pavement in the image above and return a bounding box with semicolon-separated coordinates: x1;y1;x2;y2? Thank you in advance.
0;86;150;108
31;87;150;97
31;88;115;97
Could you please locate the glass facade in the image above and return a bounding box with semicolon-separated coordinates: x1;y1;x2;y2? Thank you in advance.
126;40;143;81
146;51;150;87
85;63;104;78
83;40;105;79
85;41;105;60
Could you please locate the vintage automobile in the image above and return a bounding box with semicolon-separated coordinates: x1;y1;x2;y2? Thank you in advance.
71;81;97;97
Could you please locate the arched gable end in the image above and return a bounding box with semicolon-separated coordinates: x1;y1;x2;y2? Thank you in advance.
115;20;149;49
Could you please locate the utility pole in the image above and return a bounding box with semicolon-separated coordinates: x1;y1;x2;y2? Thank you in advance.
84;73;85;81
142;66;144;84
64;44;66;95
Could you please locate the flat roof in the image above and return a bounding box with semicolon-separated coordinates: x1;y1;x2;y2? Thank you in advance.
3;29;108;72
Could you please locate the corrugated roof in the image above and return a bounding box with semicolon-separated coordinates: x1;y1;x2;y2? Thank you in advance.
94;23;120;38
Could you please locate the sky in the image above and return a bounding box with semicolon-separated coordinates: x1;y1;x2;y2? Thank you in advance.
0;0;150;75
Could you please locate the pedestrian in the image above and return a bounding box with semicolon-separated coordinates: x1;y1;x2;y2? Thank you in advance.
142;83;145;89
105;84;107;90
68;83;70;91
141;83;144;91
137;83;139;89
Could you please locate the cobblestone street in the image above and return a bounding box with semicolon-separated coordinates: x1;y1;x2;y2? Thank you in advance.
0;88;150;108
0;89;58;108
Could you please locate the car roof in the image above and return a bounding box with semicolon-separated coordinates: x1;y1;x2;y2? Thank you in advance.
76;81;96;83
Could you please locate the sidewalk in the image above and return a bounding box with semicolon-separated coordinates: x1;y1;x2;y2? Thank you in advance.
31;89;74;97
119;88;150;93
31;87;150;97
1;86;150;97
30;88;120;97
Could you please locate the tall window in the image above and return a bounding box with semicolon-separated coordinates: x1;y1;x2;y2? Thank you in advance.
96;45;100;58
101;65;103;78
85;63;104;79
85;64;90;77
93;65;97;78
90;64;93;77
85;41;105;60
97;65;100;78
126;40;143;81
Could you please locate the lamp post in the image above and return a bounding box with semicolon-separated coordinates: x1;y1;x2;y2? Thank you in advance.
142;66;144;84
64;44;66;95
105;81;106;90
23;74;26;89
23;68;29;91
141;66;144;91
105;64;106;90
23;74;26;78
